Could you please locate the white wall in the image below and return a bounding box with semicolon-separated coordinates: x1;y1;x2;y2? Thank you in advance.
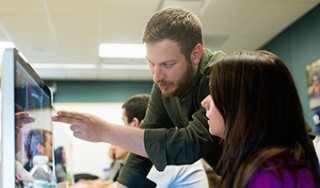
53;102;123;178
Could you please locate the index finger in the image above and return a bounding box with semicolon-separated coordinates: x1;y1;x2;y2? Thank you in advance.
57;110;87;118
52;110;89;124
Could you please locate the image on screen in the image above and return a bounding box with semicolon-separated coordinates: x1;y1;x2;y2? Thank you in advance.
15;57;54;171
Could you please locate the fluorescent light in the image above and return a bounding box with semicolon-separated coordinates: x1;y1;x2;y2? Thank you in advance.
101;64;149;70
33;63;148;70
32;63;96;69
99;43;146;58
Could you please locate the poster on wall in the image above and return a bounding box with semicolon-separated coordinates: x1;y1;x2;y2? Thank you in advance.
306;59;320;110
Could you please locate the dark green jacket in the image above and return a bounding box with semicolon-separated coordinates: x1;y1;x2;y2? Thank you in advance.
117;49;225;187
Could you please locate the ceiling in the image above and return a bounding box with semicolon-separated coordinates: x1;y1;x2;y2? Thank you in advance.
0;0;319;81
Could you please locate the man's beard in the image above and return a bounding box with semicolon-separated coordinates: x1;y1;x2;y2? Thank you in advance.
160;64;195;97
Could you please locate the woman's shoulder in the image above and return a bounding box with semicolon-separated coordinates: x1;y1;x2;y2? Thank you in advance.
247;157;316;188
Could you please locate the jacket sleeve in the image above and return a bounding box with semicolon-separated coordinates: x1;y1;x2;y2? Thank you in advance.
145;109;223;171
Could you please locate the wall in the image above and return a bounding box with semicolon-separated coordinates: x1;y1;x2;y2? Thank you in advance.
47;80;153;103
262;4;320;128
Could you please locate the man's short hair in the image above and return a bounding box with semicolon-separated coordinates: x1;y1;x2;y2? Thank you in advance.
142;7;203;62
122;94;150;123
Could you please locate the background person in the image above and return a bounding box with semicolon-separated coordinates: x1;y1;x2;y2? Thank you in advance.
107;94;151;182
201;50;320;187
53;6;225;188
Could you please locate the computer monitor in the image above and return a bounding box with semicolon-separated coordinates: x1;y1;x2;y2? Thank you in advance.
0;48;55;187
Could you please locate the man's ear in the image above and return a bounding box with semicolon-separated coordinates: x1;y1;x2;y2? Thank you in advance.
191;43;204;66
130;117;141;128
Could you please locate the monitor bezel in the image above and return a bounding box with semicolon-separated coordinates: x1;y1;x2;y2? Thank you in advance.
1;47;15;187
1;48;53;187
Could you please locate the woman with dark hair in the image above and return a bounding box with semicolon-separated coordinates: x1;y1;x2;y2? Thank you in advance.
201;50;320;187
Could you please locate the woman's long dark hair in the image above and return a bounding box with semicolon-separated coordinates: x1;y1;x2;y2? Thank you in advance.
209;50;320;187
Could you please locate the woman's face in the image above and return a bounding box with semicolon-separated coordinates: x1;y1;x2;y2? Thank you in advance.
201;95;225;138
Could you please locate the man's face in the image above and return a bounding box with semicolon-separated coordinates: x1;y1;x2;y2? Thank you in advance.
146;39;196;97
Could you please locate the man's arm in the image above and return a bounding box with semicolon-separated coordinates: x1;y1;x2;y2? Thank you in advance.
52;111;148;157
145;109;223;171
52;85;173;187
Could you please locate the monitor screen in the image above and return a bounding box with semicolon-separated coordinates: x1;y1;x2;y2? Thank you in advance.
0;48;54;187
